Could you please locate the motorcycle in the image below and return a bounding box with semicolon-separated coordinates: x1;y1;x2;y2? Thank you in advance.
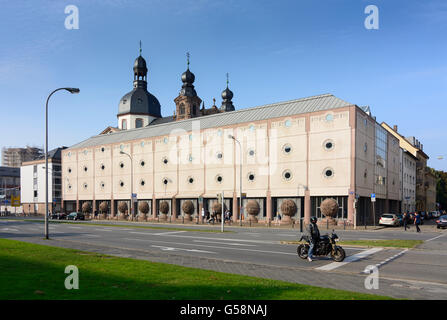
297;231;346;262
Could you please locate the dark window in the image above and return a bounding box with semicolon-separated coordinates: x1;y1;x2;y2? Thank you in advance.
34;190;38;197
179;104;185;114
135;118;143;128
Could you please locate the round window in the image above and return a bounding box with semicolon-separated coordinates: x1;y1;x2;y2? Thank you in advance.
101;147;105;152
163;178;168;185
83;183;88;189
68;184;72;190
140;180;145;186
188;177;194;184
120;181;124;187
162;157;168;165
84;166;88;172
140;160;145;167
282;144;292;154
216;152;223;159
100;182;105;188
324;140;334;151
248;149;255;157
216;175;223;183
68;168;72;173
282;170;292;181
119;162;124;168
248;173;255;182
324;168;334;178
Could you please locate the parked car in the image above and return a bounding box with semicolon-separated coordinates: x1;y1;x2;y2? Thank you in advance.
67;212;85;220
436;215;447;229
379;213;400;227
51;212;67;220
432;211;441;218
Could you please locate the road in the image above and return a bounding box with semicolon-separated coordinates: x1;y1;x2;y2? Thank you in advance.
1;217;447;299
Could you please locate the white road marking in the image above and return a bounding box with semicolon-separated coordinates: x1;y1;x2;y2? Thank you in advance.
0;228;19;232
129;232;278;244
363;249;408;272
151;245;215;254
152;230;187;236
67;226;82;229
193;239;257;247
124;238;296;256
426;233;446;242
316;247;383;271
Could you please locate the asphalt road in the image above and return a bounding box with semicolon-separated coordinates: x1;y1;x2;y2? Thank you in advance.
1;217;447;299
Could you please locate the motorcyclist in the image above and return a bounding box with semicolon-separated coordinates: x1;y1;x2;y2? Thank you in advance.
306;217;320;262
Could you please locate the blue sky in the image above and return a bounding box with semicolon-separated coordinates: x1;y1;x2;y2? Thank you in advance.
1;0;446;170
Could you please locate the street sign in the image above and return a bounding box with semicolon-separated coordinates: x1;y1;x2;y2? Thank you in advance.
241;193;247;199
131;193;137;201
11;196;20;207
371;193;376;202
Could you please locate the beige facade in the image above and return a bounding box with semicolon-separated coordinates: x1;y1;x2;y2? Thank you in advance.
63;100;402;225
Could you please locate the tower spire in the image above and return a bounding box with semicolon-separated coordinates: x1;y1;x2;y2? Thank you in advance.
226;72;229;88
139;40;142;56
186;52;190;70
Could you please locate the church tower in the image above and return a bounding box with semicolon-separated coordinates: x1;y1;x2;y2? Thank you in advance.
220;73;235;112
117;42;161;130
174;53;202;121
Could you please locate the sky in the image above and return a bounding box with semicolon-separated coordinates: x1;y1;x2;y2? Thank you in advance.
0;0;446;170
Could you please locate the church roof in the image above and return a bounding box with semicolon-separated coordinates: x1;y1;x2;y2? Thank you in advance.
68;93;354;150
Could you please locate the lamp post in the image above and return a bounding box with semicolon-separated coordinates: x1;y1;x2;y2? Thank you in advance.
45;87;79;239
120;151;134;220
228;134;242;226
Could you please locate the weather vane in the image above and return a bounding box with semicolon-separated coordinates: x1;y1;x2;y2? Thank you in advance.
226;73;229;88
186;52;190;69
139;40;142;55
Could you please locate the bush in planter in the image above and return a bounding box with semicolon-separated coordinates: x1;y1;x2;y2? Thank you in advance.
118;201;128;219
159;201;169;220
99;201;108;214
320;198;338;218
246;200;260;222
138;201;149;221
280;199;297;223
81;202;92;215
182;200;194;221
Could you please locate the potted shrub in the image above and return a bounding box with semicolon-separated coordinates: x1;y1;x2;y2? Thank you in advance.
99;201;108;219
280;199;297;224
138;201;149;221
159;200;169;221
245;200;260;223
182;200;194;221
319;198;338;226
81;202;92;219
118;201;128;220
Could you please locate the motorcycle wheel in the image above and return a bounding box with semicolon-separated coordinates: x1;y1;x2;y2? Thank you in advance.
331;246;345;262
297;244;309;259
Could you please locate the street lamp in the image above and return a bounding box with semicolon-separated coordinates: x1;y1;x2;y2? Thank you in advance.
228;134;242;226
120;151;134;221
45;87;79;239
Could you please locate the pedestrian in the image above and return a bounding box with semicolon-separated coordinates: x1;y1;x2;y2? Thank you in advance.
403;212;409;231
201;207;205;223
414;211;421;233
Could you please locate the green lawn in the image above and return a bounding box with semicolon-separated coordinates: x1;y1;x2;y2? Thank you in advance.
282;239;423;249
0;238;391;300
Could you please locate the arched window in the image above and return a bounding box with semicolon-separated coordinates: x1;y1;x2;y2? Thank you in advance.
122;119;127;130
135;118;143;128
179;103;185;115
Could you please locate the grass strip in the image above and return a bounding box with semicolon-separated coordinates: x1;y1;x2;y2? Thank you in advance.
0;238;391;300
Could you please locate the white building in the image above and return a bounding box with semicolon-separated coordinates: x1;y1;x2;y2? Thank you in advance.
401;149;417;212
20;147;66;214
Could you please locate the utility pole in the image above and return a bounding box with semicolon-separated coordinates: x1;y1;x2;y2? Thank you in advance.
221;191;224;233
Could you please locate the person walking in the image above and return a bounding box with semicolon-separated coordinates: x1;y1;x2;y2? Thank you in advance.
414;211;421;233
201;207;205;224
306;217;320;262
403;212;409;231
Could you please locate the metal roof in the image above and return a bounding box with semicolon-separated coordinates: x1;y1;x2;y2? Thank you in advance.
68;93;353;150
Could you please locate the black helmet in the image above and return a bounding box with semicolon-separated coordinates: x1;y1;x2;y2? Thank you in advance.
310;217;317;224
